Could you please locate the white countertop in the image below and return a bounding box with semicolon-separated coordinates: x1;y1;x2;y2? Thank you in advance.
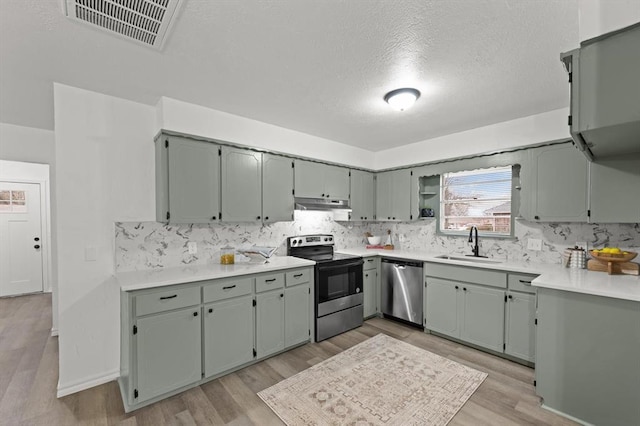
116;248;639;302
116;256;315;292
338;248;640;302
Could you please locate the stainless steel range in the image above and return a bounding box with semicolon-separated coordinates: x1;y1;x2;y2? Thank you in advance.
287;235;364;341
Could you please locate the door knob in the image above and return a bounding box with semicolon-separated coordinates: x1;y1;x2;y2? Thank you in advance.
34;245;40;249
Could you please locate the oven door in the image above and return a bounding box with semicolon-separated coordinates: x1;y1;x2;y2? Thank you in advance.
316;258;363;305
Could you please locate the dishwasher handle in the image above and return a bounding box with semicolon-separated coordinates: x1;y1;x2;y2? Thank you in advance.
381;258;422;268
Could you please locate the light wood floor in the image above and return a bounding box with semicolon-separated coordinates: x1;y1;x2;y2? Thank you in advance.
0;293;576;425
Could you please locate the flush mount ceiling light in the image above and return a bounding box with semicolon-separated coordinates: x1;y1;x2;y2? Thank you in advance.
384;88;421;111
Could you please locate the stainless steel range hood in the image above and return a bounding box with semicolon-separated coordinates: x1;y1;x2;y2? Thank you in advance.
294;197;352;212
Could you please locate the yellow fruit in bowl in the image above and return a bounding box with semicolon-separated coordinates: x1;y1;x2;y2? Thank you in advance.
610;248;622;254
601;247;612;253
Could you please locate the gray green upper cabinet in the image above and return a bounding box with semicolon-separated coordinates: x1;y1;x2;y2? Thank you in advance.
411;168;439;222
221;146;262;222
156;135;221;223
263;154;295;223
350;170;375;221
524;143;588;222
589;156;640;223
294;159;350;199
376;169;411;221
561;24;640;160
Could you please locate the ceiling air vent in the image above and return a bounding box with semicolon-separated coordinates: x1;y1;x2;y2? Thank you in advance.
65;0;183;49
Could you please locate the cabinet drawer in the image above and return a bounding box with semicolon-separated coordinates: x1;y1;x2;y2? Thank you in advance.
424;263;507;288
363;257;379;271
203;277;254;303
135;286;200;317
508;273;538;294
256;273;285;293
285;269;310;287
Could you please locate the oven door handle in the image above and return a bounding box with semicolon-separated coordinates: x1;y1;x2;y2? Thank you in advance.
317;259;364;270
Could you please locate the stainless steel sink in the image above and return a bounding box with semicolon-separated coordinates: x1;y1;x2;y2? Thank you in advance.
435;254;503;264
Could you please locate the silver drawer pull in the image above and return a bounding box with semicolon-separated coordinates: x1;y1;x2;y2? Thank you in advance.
160;295;177;300
222;285;236;290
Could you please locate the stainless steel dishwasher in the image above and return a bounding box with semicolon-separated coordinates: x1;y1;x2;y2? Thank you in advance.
381;259;423;327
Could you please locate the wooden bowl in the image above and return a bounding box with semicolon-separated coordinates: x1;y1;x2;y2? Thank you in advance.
589;250;637;263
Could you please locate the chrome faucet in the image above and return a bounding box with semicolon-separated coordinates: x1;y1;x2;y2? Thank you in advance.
468;226;480;257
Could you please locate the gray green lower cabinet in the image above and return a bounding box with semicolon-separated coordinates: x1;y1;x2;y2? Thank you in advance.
203;295;254;378
119;266;313;412
536;288;640;426
504;291;535;362
256;289;285;358
362;257;380;319
425;278;504;352
424;263;537;363
136;307;202;403
459;283;505;352
284;282;310;347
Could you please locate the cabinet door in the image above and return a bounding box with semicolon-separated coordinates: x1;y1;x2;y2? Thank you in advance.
284;284;309;347
529;144;588;222
167;137;220;223
459;283;505;353
256;289;285;358
263;154;294;222
221;147;262;222
505;292;536;362
350;170;375;221
375;171;393;220
391;169;411;221
323;165;350;199
135;308;201;402
425;278;459;338
203;295;254;378
578;26;640;133
294;160;325;198
363;269;377;318
589;156;640;223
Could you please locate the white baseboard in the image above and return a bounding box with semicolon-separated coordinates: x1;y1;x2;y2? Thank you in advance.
540;404;593;426
57;369;120;398
50;327;58;337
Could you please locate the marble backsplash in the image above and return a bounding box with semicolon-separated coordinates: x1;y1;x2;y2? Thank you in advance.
115;212;640;271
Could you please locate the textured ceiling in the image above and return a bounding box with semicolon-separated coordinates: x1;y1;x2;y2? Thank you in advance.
0;0;579;151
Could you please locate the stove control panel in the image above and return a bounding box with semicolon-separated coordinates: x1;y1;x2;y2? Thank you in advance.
288;234;334;248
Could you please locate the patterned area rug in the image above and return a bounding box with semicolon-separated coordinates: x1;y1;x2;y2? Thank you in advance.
258;334;487;425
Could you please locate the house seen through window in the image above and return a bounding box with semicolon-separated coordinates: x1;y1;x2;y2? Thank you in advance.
440;166;513;236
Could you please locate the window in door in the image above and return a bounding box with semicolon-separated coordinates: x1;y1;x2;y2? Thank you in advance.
0;190;27;213
439;166;514;236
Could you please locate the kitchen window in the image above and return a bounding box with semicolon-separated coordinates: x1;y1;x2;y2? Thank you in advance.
439;166;514;236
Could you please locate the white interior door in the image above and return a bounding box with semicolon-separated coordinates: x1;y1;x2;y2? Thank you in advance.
0;182;44;296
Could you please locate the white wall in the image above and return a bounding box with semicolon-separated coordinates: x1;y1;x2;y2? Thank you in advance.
373;108;570;170
158;97;376;169
578;0;640;41
53;83;156;396
0;123;55;163
0;123;57;333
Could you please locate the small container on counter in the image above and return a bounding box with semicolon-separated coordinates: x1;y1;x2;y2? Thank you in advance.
220;246;235;264
567;246;586;269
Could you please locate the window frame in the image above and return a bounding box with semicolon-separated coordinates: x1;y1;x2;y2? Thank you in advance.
436;165;519;239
